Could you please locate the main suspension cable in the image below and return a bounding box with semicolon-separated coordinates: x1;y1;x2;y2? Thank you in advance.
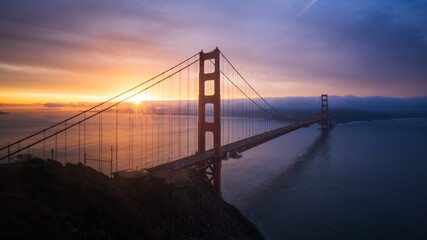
219;51;287;121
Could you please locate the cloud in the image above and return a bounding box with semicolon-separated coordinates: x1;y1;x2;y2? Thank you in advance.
0;0;426;99
43;102;94;108
43;103;66;108
0;102;95;109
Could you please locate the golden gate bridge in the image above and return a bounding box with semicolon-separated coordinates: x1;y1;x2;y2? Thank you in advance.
0;48;333;197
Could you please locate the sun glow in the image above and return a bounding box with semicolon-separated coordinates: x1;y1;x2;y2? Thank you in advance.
126;93;153;104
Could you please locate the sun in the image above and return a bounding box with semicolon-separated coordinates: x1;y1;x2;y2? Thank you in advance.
126;93;152;104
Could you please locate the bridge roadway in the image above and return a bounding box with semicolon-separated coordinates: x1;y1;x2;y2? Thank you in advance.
151;117;330;171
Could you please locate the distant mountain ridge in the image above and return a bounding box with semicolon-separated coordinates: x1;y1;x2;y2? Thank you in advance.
266;95;427;115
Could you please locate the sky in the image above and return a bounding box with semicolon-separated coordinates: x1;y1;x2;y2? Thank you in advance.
1;0;427;104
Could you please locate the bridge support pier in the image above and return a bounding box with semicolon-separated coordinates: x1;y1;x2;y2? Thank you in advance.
198;158;221;197
198;48;222;198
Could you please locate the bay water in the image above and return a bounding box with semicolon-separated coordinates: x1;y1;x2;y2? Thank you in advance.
222;118;427;240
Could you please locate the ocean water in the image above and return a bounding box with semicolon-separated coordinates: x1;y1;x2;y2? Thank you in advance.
222;118;427;240
2;111;427;239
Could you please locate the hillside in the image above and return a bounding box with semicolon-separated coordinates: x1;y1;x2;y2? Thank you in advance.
0;158;263;240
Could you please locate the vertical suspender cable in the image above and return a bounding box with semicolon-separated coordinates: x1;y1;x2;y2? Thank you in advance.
65;121;67;164
227;61;230;145
152;92;155;164
161;78;164;162
131;104;134;169
55;134;57;161
78;123;80;163
116;104;118;171
187;61;190;156
83;113;86;165
179;65;181;159
222;62;225;146
144;102;147;168
157;78;160;165
100;105;103;171
232;68;235;142
169;72;172;161
99;107;101;170
43;131;46;159
128;107;131;169
140;104;143;168
162;80;165;164
7;144;10;164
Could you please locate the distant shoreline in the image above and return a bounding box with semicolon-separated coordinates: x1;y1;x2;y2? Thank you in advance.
335;117;427;126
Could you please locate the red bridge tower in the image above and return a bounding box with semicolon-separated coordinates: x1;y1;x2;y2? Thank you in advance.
198;48;222;198
321;94;329;129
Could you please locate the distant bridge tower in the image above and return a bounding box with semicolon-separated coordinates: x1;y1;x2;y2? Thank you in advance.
321;94;329;129
198;48;222;198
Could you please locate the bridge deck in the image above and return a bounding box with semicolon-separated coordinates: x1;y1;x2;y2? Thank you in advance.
151;117;329;170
